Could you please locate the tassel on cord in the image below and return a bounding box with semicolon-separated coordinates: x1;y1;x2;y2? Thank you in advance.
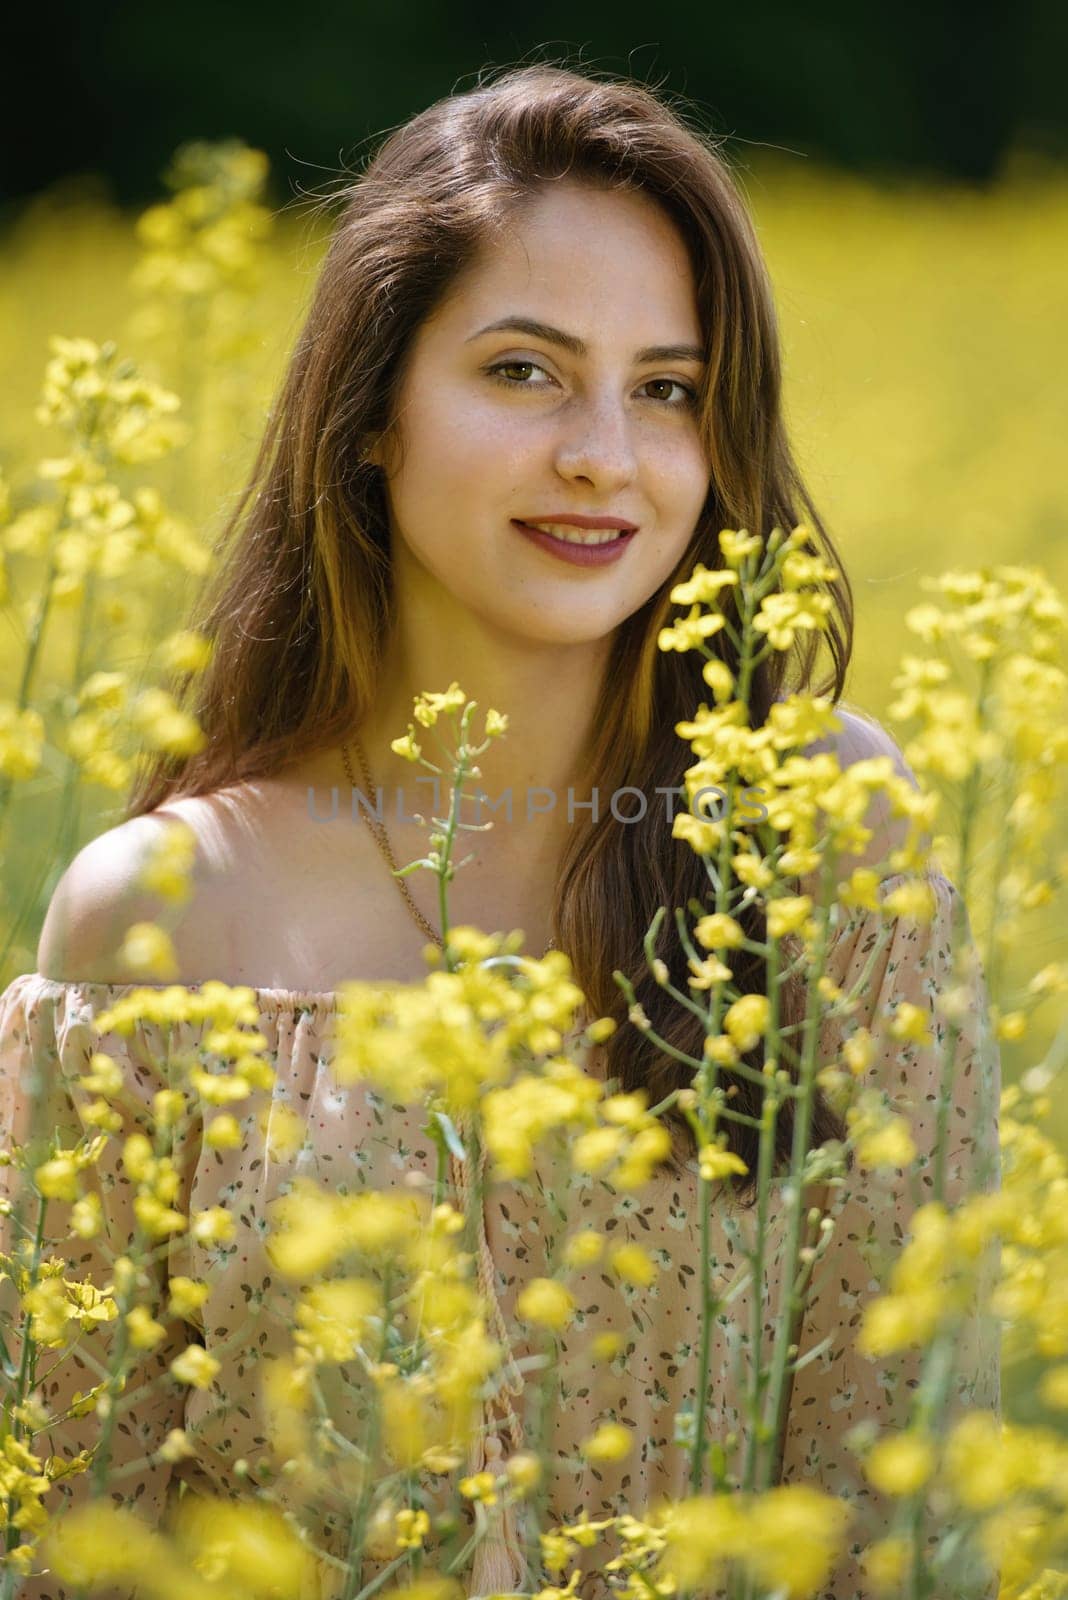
451;1116;530;1598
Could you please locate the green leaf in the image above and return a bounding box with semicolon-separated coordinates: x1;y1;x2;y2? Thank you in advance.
430;1109;467;1164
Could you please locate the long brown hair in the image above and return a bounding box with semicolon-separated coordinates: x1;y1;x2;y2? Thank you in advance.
126;62;855;1203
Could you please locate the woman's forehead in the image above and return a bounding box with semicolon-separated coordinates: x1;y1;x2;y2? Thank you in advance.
428;185;703;348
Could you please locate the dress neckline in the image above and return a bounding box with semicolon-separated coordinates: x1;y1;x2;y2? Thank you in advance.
15;868;955;1017
19;974;342;1011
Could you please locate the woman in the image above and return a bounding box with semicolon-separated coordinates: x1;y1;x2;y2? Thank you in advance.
1;64;999;1599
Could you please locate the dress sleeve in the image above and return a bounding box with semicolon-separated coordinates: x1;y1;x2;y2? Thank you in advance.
0;975;192;1599
778;873;1002;1599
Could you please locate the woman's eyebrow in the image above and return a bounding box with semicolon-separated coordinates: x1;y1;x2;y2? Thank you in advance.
466;315;706;366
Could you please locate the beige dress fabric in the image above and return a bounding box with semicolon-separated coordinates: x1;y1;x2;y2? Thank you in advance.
0;716;1002;1599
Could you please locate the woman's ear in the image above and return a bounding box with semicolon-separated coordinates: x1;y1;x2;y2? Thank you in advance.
361;431;391;472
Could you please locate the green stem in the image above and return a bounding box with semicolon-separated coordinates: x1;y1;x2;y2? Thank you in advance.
0;554;60;843
341;1263;394;1600
4;1193;49;1569
686;547;763;1503
739;940;782;1497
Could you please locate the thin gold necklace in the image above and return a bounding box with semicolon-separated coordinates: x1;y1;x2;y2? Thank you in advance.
341;734;556;958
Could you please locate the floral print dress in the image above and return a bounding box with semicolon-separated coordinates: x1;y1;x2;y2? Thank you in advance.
0;861;1001;1600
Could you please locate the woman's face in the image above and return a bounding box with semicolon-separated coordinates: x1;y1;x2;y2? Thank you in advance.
373;178;711;645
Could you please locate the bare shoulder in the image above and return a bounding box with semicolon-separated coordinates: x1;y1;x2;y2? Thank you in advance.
35;791;246;983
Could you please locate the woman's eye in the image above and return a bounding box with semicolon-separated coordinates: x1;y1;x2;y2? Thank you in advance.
486;361;696;408
487;359;550;386
640;378;697;408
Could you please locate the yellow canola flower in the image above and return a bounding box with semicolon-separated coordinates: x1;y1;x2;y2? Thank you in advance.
158;629;214;674
188;1066;252;1105
33;1156;81;1203
608;1242;658;1287
138;819;197;903
842;1029;875;1077
22;1279;75;1347
190;1206;235;1246
668;563;740;606
659;603;728;654
257;1101;307;1161
753;590;833;651
507;1452;543;1494
570;1125;624;1175
0;702;45;780
732;852;775;890
41;1504;175;1595
70;1192;103;1239
563;1230;604;1268
861;1536;911;1592
718;529;763;566
739;1484;854;1599
702;657;735;703
482;1064;601;1180
388;1581;463;1600
204;1114;243;1150
581;1422;633;1462
172;1496;319;1595
655;1494;749;1588
687;953;732;989
942;1412;1029;1513
168;1277;210;1319
391;729;422;762
864;1431;937;1496
266;1179;423;1279
887;1001;934;1047
129;687;206;756
767;894;814;940
412;682;467;727
151;1089;186;1130
693;913;745;951
611;1122;673;1190
394;1508;431;1550
838;867;883;912
80;1051;124;1095
459;1470;498;1505
135;1194;188;1240
119;921;179;980
170;1345;220;1388
881;878;938;923
77;670;127;712
703;1033;740;1066
158;1428;196;1463
592;1332;625;1362
125;1304;167;1352
335;945;582;1108
294;1277;381;1365
517;1278;575;1332
723;993;770;1052
1039;1367;1068;1410
855;1116;918;1170
858;1292;941;1358
698;1145;749;1183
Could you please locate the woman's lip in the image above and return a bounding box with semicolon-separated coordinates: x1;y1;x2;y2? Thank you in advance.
511;519;636;567
518;514;639;531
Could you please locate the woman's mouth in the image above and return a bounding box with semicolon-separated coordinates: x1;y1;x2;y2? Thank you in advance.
511;519;637;567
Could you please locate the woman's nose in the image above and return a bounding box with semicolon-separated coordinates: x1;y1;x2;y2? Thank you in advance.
552;396;638;490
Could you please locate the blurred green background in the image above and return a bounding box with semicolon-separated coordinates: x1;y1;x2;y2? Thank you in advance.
4;1;1068;209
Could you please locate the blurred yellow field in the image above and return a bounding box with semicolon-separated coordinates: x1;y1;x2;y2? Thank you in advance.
4;153;1065;691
